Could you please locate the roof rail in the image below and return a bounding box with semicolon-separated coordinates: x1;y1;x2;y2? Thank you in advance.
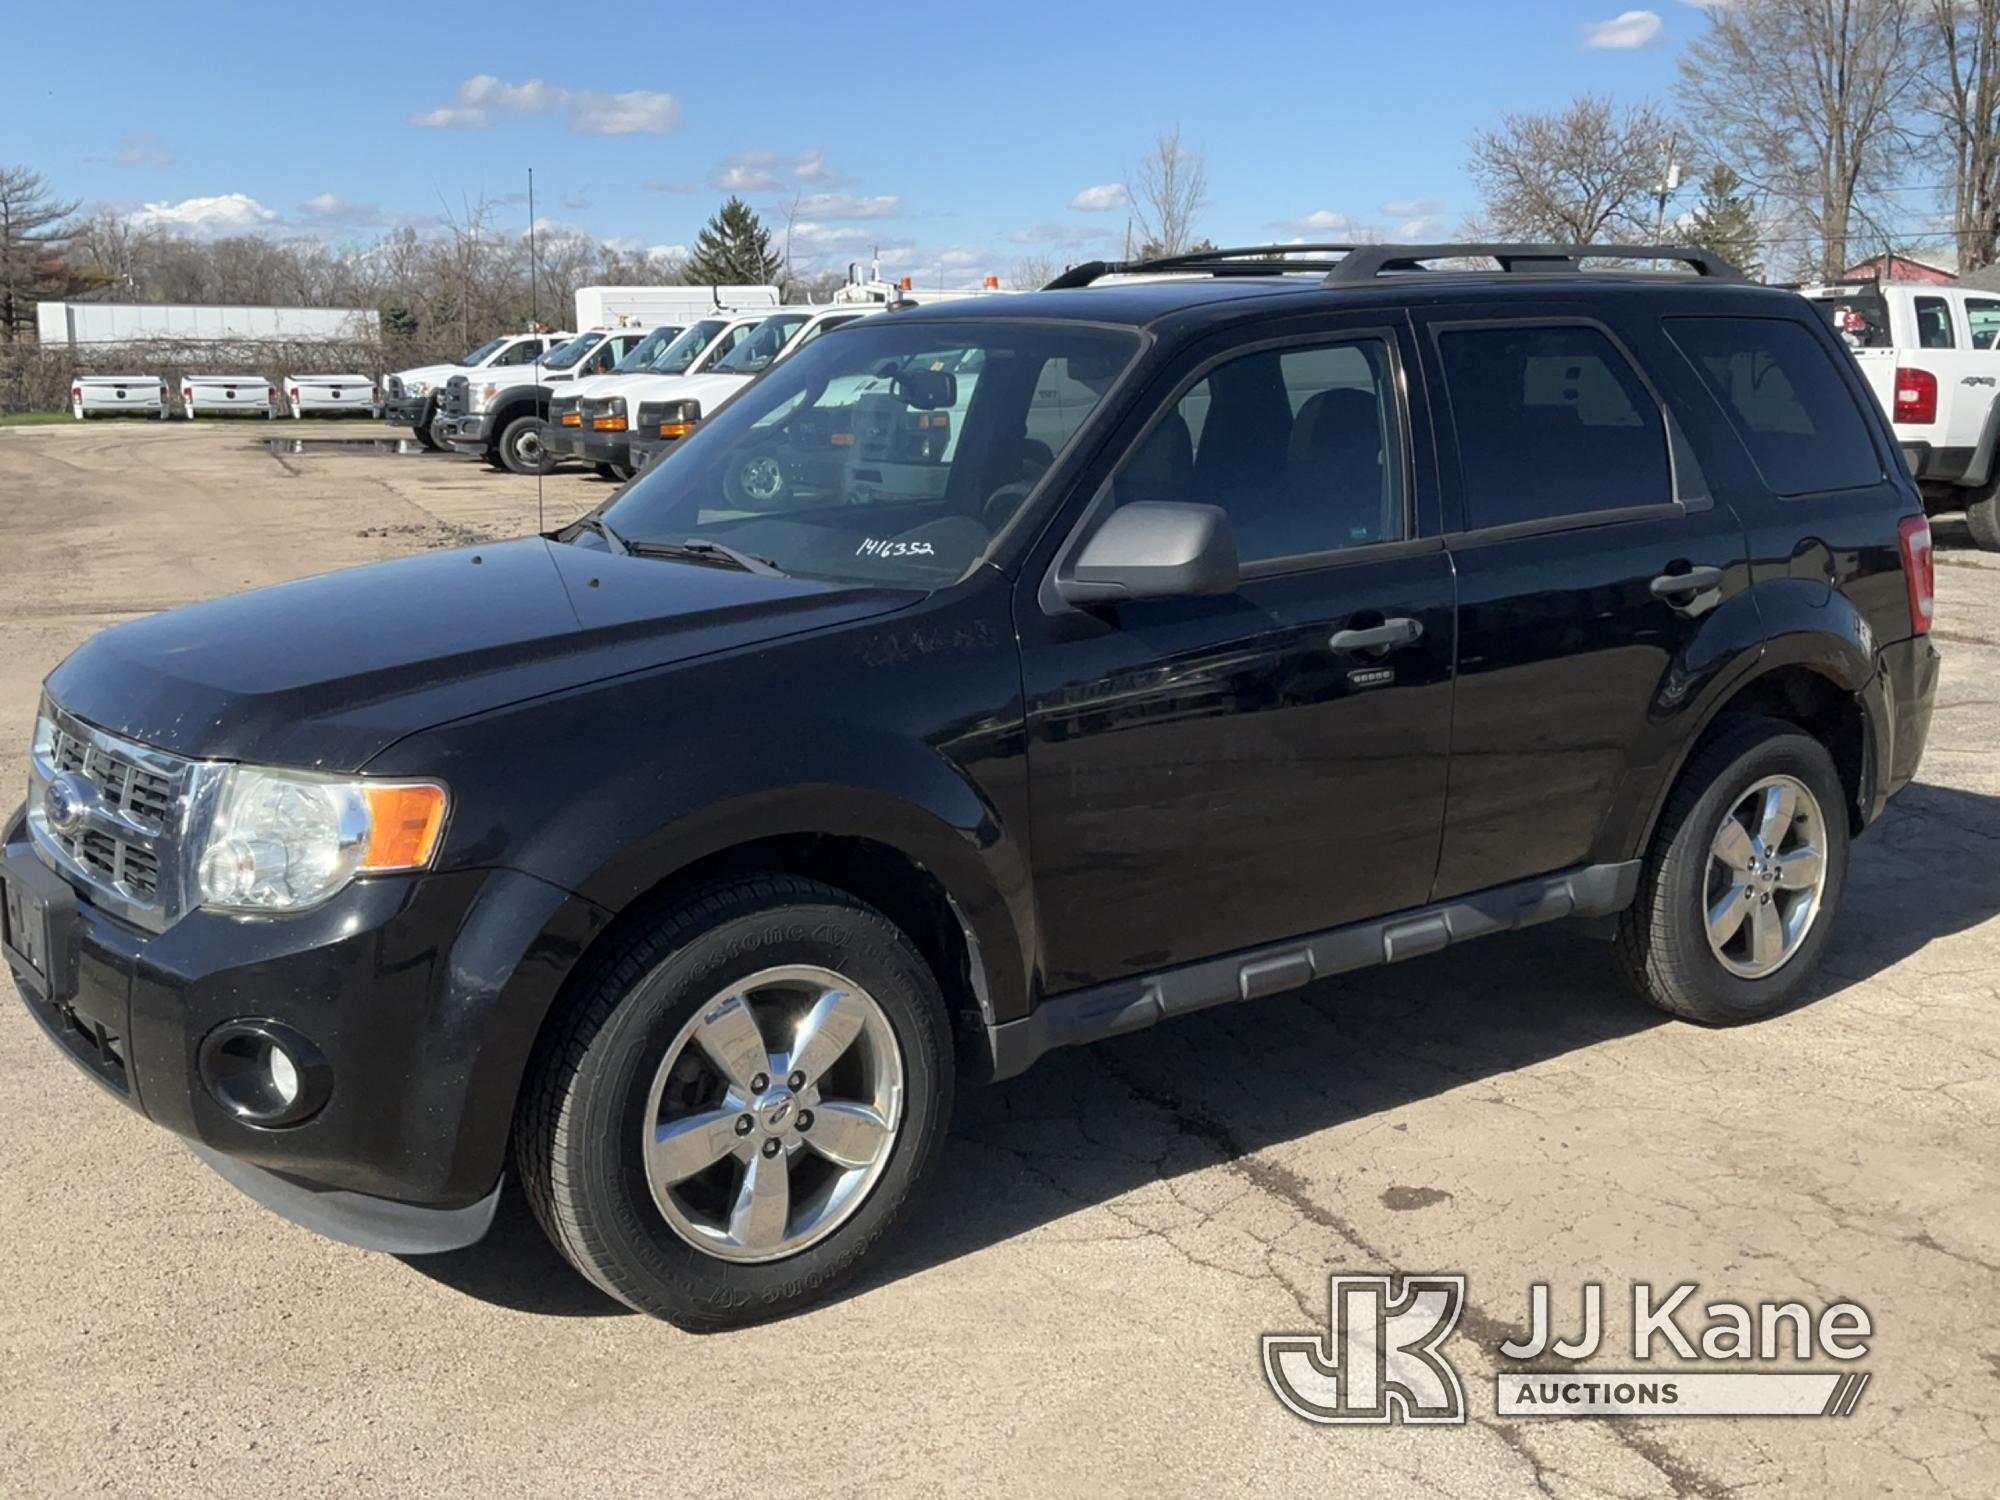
1323;243;1743;284
1043;242;1743;291
1043;244;1361;290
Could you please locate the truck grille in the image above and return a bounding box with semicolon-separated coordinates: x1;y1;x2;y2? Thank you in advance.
550;394;581;427
386;374;405;398
439;377;470;418
29;704;205;933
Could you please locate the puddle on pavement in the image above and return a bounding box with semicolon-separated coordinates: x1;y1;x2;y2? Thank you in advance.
260;437;434;456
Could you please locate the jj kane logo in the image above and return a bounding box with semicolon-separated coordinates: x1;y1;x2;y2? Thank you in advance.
1265;1276;1873;1424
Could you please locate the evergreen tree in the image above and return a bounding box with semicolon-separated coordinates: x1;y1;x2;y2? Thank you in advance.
0;165;81;344
1684;164;1764;282
682;197;782;286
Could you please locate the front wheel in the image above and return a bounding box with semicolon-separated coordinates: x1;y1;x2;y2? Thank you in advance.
498;414;553;475
516;875;954;1329
1617;716;1849;1025
411;398;442;451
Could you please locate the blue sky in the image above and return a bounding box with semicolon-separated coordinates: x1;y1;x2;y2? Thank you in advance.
3;2;1705;283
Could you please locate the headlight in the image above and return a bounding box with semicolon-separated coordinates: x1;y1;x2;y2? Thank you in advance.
638;398;700;439
479;383;500;406
408;379;430;396
195;767;448;913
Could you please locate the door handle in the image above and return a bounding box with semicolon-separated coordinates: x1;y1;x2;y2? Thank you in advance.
1330;617;1424;653
1649;565;1724;598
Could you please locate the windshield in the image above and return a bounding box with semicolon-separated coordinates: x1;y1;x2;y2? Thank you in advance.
602;319;1139;585
614;325;682;372
652;319;728;374
1810;291;1892;350
542;333;601;369
716;313;812;375
460;336;508;366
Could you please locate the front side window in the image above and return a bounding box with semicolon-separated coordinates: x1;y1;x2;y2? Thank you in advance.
1967;298;2000;350
1436;324;1670;530
716;314;812;375
1915;296;1957;349
542;334;602;370
604;320;1138;584
651;320;728;374
460;336;508;366
1110;338;1405;562
1666;316;1882;495
615;326;683;372
789;314;865;354
494;339;546;367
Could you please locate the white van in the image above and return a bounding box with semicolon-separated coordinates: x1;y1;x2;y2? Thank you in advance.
551;314;770;477
181;375;276;419
71;376;168;420
287;374;380;418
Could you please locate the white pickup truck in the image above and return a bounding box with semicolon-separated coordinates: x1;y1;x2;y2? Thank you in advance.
383;333;573;450
1801;282;2000;549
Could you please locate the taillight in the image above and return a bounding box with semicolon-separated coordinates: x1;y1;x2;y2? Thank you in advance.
71;386;81;403
183;387;193;403
1893;367;1938;425
290;388;300;403
1898;515;1934;635
372;386;381;403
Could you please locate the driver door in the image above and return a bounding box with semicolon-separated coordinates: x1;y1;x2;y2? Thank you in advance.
1016;316;1456;991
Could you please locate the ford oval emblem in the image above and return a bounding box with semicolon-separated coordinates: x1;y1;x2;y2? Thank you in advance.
44;772;92;834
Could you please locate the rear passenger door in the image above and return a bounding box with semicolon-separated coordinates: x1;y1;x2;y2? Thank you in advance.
1415;308;1751;901
1019;316;1458;990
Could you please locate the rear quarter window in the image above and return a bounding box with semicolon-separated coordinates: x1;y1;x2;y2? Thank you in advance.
1665;316;1883;496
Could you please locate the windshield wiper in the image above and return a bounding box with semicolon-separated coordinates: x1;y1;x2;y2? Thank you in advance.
628;537;786;576
568;514;628;555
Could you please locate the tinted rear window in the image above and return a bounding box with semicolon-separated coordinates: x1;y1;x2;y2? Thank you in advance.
1436;324;1671;530
1666;317;1882;495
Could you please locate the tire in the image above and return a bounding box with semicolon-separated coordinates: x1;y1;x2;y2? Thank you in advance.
1968;490;2000;551
483;448;508;471
1616;715;1849;1025
611;461;637;482
412;398;442;451
725;450;788;508
498;414;553;476
593;462;619;481
516;875;955;1330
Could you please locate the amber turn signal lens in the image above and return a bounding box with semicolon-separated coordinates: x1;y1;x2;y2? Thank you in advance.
361;783;448;870
657;421;695;439
560;413;582;426
592;417;628;432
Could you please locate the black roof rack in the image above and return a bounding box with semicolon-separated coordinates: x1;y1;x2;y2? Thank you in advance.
1042;241;1743;291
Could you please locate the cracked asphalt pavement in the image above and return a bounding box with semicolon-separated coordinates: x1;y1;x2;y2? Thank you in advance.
2;422;1996;1497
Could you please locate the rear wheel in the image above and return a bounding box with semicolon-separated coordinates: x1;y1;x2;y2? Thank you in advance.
516;875;954;1329
498;414;553;475
1617;716;1848;1025
1968;490;2000;551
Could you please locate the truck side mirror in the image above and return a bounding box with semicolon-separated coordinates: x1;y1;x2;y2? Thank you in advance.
1056;502;1239;605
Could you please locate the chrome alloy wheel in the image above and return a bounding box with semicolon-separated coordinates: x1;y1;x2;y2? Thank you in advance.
642;966;905;1263
739;455;785;502
1704;774;1828;979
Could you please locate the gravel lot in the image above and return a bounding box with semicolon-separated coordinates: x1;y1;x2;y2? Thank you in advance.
2;420;1996;1498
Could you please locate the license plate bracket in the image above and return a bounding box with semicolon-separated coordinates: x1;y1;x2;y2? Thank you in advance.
1;845;79;1004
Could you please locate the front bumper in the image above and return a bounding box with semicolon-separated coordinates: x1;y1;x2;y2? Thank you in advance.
442;412;495;452
573;430;632;466
543;421;584;460
384;395;430;428
628;435;687;471
3;809;607;1252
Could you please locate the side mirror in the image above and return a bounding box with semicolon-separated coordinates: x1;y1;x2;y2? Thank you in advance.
892;368;957;410
1057;501;1239;605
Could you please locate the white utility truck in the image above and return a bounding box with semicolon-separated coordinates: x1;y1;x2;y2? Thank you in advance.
1801;281;2000;548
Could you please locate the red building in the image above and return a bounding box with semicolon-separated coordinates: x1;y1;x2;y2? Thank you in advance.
1841;251;1958;285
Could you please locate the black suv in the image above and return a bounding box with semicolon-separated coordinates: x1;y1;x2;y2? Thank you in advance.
1;244;1940;1328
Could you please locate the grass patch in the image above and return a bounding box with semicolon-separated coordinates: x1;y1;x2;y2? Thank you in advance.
0;410;73;426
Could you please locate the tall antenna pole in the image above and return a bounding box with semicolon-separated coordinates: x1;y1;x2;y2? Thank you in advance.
528;167;543;534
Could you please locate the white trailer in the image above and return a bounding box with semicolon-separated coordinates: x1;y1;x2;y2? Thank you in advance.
71;376;168;420
286;373;380;418
572;285;778;330
181;374;276;419
37;303;378;347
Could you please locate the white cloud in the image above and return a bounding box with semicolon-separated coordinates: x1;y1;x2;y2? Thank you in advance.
641;178;697;195
1583;9;1665;48
1069;183;1131;212
1379;198;1442;219
710;150;852;194
647;243;689;263
126;193;281;235
114;132;173;168
793;193;902;221
410;75;682;135
299;193;393;228
1011;222;1112;247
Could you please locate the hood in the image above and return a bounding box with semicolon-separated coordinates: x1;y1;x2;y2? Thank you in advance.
664;372;751;413
394;363;466;388
46;539;917;772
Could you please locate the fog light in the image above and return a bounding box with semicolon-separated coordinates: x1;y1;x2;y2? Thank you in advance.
198;1020;329;1126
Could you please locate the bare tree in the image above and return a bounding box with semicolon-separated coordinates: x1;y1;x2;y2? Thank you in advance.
1468;95;1677;244
0;166;80;342
1009;253;1059;290
1678;0;1920;282
1127;125;1209;258
1919;0;2000;271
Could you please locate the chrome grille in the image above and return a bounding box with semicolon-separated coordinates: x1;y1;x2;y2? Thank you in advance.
28;703;214;933
386;374;405;398
439;376;470;418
